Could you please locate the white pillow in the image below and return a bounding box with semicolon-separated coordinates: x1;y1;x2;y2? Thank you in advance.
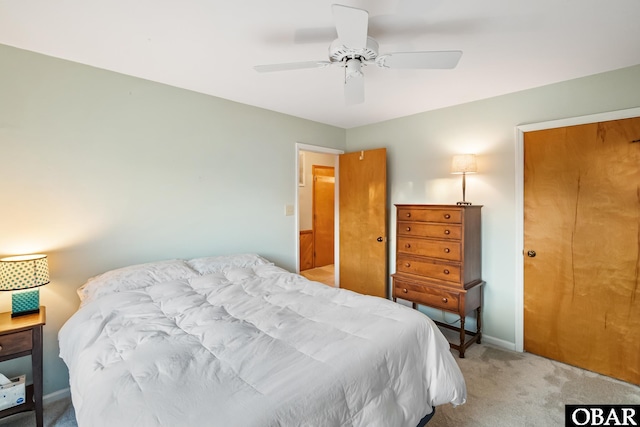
77;259;198;303
187;253;273;275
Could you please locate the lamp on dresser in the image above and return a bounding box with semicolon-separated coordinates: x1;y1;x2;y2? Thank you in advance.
451;154;477;205
0;254;49;317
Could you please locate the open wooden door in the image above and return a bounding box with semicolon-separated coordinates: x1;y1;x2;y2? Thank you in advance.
339;148;387;298
523;117;640;385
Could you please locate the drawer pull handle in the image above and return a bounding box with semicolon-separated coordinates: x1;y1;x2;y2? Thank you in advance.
406;227;411;232
406;213;411;218
444;248;450;253
444;214;451;219
444;229;450;235
405;243;411;249
443;269;450;275
442;298;448;303
0;345;2;351
402;288;408;294
405;263;411;268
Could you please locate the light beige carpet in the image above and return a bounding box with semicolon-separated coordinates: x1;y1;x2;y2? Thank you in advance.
429;344;640;426
1;343;637;426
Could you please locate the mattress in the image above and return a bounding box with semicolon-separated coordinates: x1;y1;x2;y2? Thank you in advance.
59;254;466;426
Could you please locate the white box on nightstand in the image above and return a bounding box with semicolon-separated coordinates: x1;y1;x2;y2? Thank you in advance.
0;375;26;411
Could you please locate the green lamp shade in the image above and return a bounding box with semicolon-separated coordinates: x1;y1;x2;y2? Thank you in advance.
0;254;49;317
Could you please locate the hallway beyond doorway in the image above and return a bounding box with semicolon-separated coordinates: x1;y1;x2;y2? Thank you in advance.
300;264;335;287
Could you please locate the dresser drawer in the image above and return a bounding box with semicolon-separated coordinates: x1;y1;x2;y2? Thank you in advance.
397;256;461;284
397;207;461;224
397;222;461;239
393;279;460;312
397;236;461;261
0;330;32;356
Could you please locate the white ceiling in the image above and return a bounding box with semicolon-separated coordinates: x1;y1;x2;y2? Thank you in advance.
2;0;640;129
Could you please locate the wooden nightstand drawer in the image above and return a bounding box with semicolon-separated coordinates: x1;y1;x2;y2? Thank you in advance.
0;330;32;356
393;280;460;312
397;256;461;284
397;236;461;261
397;222;462;239
397;207;462;223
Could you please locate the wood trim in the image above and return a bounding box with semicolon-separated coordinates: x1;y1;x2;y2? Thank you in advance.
300;229;314;271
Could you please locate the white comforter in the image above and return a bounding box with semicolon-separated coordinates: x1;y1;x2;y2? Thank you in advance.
59;254;466;427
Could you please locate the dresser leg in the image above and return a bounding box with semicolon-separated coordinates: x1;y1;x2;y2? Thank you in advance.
476;307;482;344
458;317;466;358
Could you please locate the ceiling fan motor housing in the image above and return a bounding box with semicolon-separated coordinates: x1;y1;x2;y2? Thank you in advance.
329;37;379;64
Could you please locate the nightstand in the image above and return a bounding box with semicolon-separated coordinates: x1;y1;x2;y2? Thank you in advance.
0;307;46;427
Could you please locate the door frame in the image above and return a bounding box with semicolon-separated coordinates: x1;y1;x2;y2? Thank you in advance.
295;143;344;284
514;106;640;352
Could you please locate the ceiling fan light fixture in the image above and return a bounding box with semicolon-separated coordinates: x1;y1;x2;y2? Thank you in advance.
345;58;364;79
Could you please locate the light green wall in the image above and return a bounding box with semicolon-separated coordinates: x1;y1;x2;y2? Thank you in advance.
3;41;639;396
0;44;345;395
345;64;640;345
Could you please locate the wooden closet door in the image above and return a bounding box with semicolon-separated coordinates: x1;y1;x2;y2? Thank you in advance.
523;116;640;385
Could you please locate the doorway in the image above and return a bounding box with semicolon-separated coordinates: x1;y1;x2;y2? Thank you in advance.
295;144;388;296
297;145;340;287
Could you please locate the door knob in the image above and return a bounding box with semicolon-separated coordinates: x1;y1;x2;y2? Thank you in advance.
377;236;383;242
527;250;536;257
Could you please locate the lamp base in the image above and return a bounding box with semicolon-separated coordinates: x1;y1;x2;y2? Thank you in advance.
11;308;40;318
456;201;472;205
11;288;40;317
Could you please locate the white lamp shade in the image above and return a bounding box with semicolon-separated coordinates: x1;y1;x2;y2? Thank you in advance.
0;254;50;291
451;154;478;174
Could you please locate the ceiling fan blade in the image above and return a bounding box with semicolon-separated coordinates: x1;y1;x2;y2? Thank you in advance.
254;61;331;73
379;50;462;69
332;4;369;49
344;74;364;105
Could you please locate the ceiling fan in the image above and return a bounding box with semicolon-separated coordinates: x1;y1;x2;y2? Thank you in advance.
254;4;462;105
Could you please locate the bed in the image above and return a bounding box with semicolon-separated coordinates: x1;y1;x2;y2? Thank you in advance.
59;254;466;426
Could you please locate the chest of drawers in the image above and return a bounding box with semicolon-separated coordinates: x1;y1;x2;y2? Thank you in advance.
391;204;483;357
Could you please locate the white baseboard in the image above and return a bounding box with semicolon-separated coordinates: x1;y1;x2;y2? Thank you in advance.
44;387;71;404
482;334;517;351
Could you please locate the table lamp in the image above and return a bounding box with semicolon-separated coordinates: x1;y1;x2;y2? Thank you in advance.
0;254;49;317
451;154;477;205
